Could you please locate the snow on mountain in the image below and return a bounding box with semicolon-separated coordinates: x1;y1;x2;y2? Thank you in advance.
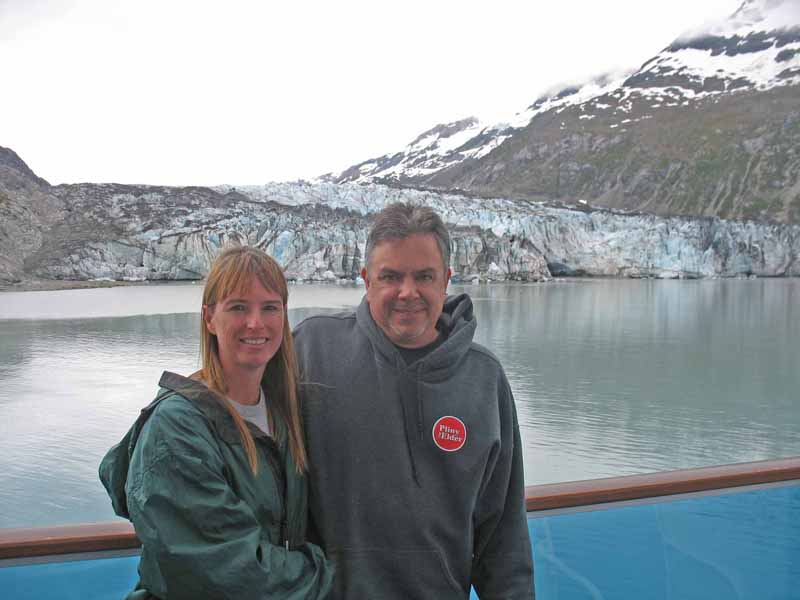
328;72;631;186
688;0;799;37
333;0;800;186
628;0;800;96
327;117;516;185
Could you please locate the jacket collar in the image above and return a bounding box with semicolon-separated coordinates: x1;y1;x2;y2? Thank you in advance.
158;371;281;445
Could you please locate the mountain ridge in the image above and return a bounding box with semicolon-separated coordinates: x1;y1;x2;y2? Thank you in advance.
330;0;800;224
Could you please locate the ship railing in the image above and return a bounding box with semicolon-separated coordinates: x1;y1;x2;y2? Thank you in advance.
2;457;799;598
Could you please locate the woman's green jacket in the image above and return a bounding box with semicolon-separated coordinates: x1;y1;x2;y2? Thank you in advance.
99;371;333;600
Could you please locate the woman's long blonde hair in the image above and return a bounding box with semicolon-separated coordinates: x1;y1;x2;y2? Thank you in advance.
199;245;307;474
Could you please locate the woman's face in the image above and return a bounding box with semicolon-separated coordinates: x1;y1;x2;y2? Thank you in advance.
204;279;285;377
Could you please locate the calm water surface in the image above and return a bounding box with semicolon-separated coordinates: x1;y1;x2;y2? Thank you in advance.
1;279;798;528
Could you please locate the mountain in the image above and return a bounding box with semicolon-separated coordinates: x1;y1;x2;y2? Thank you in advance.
1;148;798;286
330;0;800;224
0;146;65;282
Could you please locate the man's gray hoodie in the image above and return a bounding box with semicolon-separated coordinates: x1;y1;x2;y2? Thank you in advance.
294;293;534;599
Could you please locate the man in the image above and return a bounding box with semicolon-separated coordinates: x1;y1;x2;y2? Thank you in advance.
294;202;534;599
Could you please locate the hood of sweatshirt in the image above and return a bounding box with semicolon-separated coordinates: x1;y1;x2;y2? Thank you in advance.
355;292;478;380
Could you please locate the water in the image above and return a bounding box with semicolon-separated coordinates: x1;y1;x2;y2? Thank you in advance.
1;279;798;528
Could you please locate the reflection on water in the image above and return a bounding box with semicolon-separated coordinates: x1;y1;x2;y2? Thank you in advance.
462;279;799;485
0;314;202;529
1;282;365;320
0;279;798;528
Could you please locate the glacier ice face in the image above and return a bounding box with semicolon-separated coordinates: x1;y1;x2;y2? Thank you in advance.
25;181;799;283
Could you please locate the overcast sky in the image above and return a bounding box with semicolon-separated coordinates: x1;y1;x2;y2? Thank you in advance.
1;0;742;186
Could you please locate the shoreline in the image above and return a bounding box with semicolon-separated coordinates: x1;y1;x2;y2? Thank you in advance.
0;279;159;293
2;272;794;293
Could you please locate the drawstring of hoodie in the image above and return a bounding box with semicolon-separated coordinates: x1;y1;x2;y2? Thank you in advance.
399;379;422;488
416;366;424;443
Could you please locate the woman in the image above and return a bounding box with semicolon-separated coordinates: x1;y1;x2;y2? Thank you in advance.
100;246;333;600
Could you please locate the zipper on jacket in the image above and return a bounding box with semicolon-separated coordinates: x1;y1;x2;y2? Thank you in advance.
263;438;289;550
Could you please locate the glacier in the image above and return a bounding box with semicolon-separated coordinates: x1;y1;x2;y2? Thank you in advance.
28;181;799;283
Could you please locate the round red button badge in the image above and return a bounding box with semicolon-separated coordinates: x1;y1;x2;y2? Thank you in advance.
432;416;467;452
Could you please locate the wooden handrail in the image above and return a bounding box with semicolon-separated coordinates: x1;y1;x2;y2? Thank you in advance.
1;457;799;560
525;456;800;511
0;520;139;560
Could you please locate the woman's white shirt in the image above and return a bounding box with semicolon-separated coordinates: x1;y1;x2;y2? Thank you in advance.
231;388;271;436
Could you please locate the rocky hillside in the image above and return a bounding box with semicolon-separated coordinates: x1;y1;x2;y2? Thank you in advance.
0;147;64;282
331;0;800;224
1;147;798;285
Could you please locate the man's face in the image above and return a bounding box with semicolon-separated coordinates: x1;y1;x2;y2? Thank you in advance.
362;233;451;348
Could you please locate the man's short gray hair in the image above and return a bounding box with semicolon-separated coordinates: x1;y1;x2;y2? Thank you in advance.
365;203;451;272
